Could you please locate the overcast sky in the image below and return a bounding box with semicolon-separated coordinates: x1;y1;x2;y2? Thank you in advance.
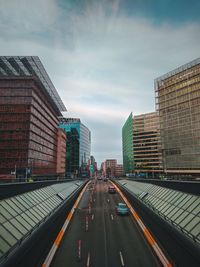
0;0;200;166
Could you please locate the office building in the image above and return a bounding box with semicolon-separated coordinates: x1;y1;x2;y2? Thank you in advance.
59;118;91;176
115;164;124;177
56;129;67;177
102;159;123;177
105;159;117;177
122;113;134;174
133;112;163;177
122;111;162;177
155;58;200;176
0;56;66;178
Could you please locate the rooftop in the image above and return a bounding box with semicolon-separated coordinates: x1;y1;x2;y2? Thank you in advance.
0;56;66;112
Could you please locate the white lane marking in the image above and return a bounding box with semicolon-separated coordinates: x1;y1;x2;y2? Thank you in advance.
111;214;114;220
119;251;125;266
77;240;81;261
86;216;89;231
86;252;90;267
107;199;110;203
92;214;94;220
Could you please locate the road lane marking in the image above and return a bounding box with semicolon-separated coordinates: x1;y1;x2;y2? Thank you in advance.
111;181;173;267
42;181;90;267
77;240;81;261
86;252;90;267
88;204;91;214
86;215;89;231
119;251;125;266
111;214;114;220
92;214;94;220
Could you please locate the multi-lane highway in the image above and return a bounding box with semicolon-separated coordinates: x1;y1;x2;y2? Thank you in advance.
50;180;161;267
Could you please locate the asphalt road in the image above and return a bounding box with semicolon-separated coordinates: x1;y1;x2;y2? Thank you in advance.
50;180;161;267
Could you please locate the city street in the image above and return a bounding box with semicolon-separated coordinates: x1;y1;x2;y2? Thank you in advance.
51;180;161;267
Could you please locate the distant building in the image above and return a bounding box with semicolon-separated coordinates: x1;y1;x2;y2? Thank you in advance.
89;155;97;177
122;113;134;173
105;159;117;177
101;159;123;177
59;117;91;176
155;58;200;177
56;129;67;178
0;56;66;178
133;112;163;178
115;164;124;177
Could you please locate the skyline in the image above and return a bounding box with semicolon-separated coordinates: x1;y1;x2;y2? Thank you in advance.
0;0;200;166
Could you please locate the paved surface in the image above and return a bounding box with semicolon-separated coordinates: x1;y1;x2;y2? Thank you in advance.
50;180;161;267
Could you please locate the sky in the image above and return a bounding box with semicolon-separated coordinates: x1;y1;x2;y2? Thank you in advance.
0;0;200;166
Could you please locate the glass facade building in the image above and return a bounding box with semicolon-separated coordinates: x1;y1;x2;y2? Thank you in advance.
155;58;200;175
0;56;66;177
133;112;163;177
59;118;91;175
122;112;162;176
122;113;134;173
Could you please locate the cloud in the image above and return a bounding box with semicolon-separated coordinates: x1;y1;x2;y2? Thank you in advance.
0;0;60;35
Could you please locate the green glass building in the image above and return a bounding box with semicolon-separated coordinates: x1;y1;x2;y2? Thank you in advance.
122;113;134;174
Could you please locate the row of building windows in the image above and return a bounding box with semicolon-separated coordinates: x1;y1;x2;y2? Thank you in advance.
0;105;31;113
28;149;56;163
32;91;58;126
29;124;56;145
29;141;56;157
0;122;29;131
0;87;32;97
0;131;29;140
0;97;32;105
29;131;54;150
158;74;200;97
0;113;30;123
156;65;200;90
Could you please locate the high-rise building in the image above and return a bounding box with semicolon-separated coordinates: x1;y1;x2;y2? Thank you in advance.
59;118;91;176
0;56;67;178
122;113;134;174
122;111;162;177
155;58;200;176
133;112;163;177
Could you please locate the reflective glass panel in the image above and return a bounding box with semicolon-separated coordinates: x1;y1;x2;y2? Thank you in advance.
5;199;22;213
0;225;17;246
0;237;10;253
0;214;6;224
24;211;39;224
0;204;12;220
1;202;17;217
10;218;28;235
3;221;23;240
21;213;36;227
16;215;32;231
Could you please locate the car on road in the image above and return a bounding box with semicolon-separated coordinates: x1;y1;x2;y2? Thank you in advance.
116;203;129;215
108;186;116;194
103;178;108;182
